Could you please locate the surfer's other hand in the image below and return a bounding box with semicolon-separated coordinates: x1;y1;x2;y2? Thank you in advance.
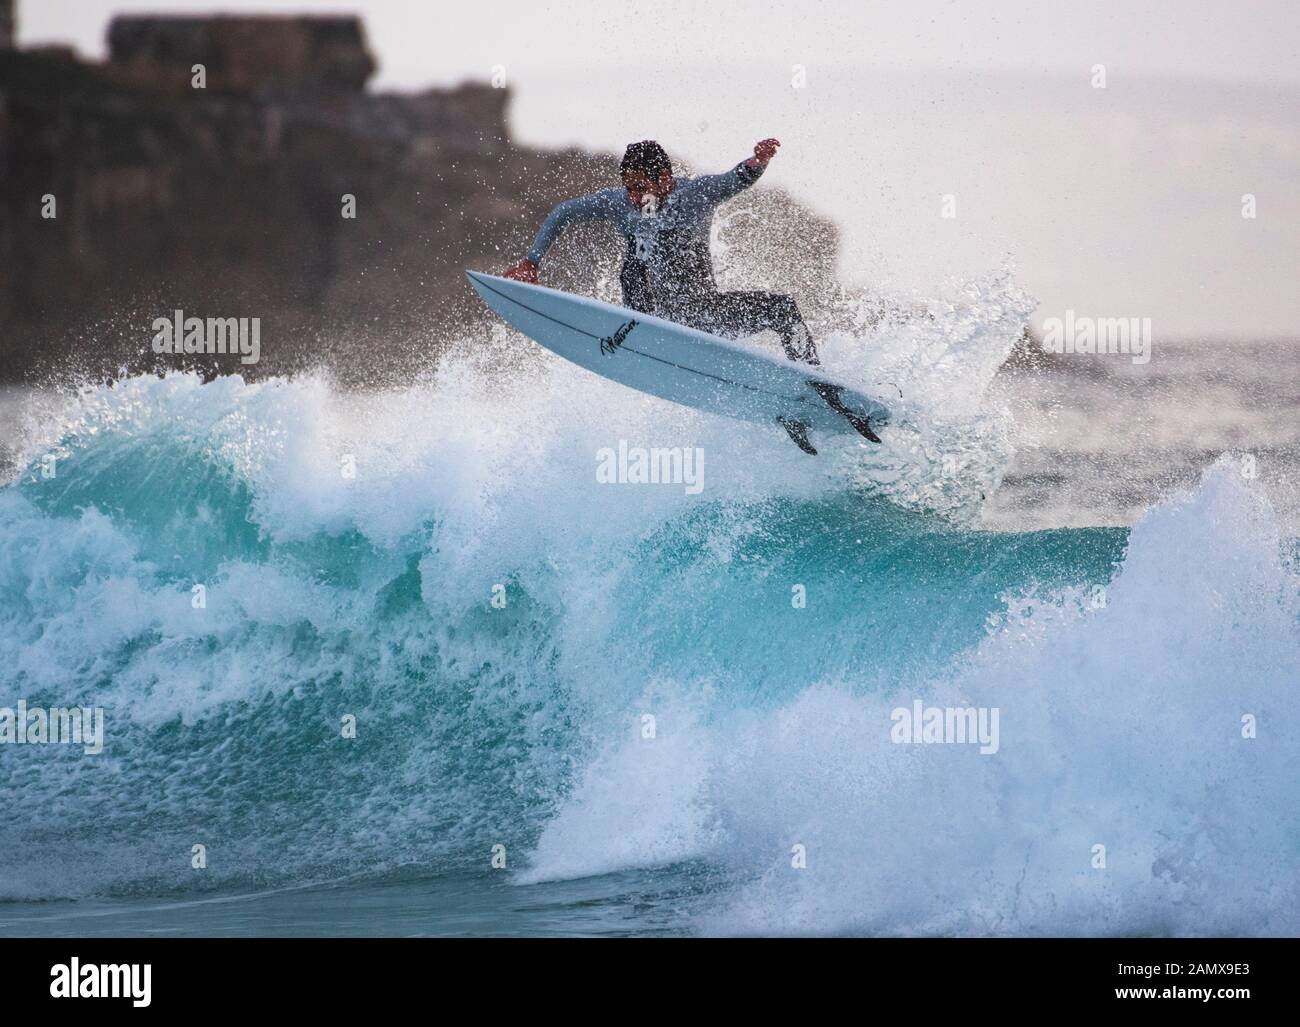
503;258;539;283
748;138;780;166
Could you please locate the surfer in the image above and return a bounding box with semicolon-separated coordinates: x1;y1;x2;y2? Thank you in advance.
503;139;818;362
502;139;880;450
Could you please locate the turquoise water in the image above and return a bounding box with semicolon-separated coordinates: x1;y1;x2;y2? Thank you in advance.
1;359;1297;936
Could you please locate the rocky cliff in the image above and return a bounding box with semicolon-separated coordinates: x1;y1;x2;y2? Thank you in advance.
0;12;839;385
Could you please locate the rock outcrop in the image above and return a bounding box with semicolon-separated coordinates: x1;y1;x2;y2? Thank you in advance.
0;12;838;385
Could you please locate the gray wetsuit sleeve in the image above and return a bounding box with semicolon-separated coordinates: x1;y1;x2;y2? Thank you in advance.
526;192;618;263
680;160;767;206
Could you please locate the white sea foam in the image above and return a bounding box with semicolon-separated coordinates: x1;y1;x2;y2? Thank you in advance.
523;459;1300;936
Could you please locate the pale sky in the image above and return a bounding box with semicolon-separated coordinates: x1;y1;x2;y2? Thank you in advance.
22;1;1300;89
18;1;1300;338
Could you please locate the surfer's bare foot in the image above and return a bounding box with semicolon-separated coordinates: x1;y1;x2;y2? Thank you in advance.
778;416;817;455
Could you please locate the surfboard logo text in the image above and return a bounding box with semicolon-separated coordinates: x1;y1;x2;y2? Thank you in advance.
599;319;639;355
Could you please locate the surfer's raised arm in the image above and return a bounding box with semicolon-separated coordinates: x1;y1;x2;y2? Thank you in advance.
500;140;779;283
684;138;781;205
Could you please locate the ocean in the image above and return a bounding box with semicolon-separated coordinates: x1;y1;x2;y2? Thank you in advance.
1;275;1297;936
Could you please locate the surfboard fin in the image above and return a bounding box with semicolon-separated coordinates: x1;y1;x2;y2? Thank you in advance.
777;417;818;455
811;381;882;443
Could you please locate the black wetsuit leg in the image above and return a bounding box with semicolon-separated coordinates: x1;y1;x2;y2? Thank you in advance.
691;289;879;443
691;290;820;364
619;244;656;313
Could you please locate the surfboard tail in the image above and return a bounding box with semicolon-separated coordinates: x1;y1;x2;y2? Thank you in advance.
810;381;883;443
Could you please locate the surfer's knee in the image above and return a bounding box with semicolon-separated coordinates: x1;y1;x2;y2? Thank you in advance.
766;293;800;324
785;330;819;365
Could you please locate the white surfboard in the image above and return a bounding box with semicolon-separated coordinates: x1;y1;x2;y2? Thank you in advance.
466;271;890;446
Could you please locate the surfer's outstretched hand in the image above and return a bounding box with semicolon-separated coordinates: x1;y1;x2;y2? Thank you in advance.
747;138;781;167
503;258;540;283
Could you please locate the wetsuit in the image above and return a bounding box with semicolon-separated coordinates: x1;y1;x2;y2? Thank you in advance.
526;161;818;363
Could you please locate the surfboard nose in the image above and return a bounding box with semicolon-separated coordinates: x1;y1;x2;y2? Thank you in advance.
466;270;509;317
466;269;525;303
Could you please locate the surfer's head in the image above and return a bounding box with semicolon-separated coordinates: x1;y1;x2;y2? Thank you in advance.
621;140;674;209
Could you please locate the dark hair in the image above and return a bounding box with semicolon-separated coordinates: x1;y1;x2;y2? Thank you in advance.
621;140;672;180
